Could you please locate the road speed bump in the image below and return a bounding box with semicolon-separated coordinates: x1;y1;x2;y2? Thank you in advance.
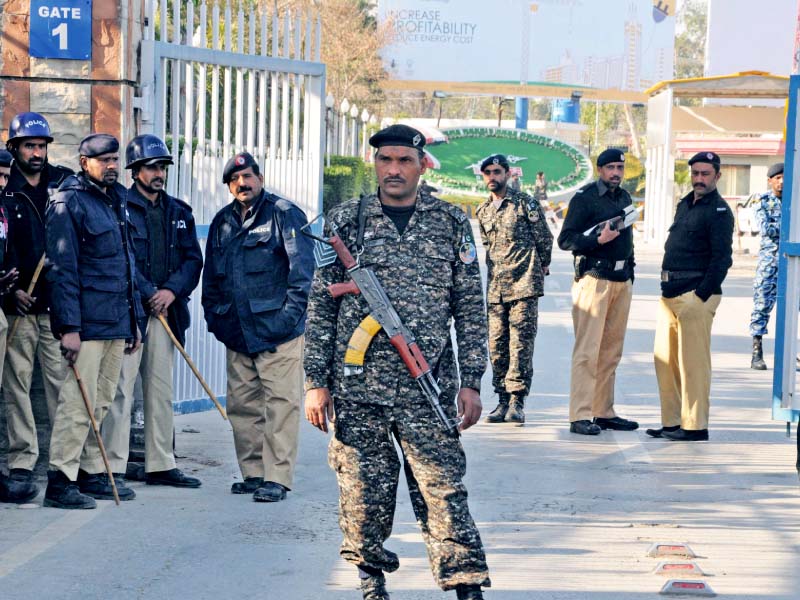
659;579;716;597
647;542;697;558
654;561;705;576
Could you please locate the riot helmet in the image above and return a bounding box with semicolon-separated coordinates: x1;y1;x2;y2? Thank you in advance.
7;112;54;145
125;134;174;169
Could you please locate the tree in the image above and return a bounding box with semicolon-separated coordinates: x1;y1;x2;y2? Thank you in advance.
674;0;708;105
278;0;391;112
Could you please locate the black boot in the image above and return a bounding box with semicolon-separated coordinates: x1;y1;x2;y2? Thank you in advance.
0;469;39;504
456;584;484;600
43;470;96;509
505;392;525;424
485;392;510;423
751;336;767;370
359;568;390;600
78;471;136;501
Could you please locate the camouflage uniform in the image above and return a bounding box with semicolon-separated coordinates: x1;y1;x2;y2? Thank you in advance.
304;191;491;591
476;189;553;396
749;191;781;337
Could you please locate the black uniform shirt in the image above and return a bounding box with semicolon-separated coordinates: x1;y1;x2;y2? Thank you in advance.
145;194;168;287
557;179;634;281
660;188;734;300
7;164;49;218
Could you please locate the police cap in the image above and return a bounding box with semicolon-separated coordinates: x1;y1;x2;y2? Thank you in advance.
369;124;426;150
688;151;721;169
597;148;626;167
0;149;14;168
480;154;510;172
222;152;259;184
767;162;784;178
79;134;119;158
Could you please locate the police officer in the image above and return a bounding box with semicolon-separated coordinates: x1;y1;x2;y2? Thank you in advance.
477;154;552;424
557;148;639;436
1;113;72;504
99;135;203;488
44;134;144;509
648;152;734;442
749;162;783;370
0;149;25;503
202;152;314;502
304;125;490;600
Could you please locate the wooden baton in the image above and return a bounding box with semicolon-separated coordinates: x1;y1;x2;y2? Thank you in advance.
157;314;227;420
8;253;46;342
71;364;120;506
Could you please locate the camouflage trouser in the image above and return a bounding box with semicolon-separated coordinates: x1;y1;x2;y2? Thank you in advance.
487;297;539;395
749;255;778;337
328;399;491;591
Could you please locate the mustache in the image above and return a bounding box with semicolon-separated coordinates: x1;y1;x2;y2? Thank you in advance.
693;182;706;188
150;178;164;186
236;186;253;193
383;177;405;184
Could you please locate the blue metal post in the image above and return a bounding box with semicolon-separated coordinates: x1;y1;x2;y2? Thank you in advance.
772;74;800;424
515;97;529;130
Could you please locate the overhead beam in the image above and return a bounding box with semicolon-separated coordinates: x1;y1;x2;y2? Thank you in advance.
381;79;648;104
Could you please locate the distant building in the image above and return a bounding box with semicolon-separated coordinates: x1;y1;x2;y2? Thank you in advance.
623;3;642;90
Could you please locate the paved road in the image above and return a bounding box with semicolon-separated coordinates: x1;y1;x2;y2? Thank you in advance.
1;234;798;600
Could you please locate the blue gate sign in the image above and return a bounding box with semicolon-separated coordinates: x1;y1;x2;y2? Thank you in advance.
30;1;92;60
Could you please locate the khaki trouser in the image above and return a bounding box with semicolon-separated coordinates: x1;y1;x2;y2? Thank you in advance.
569;277;632;422
102;316;176;473
654;292;721;430
3;314;67;470
226;335;303;489
48;339;125;480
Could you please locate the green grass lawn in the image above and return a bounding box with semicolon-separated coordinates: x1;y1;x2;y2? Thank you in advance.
428;136;579;187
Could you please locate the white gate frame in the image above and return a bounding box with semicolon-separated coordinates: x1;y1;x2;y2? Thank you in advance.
136;4;325;412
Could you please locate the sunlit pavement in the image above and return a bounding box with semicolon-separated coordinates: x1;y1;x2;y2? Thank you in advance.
1;229;798;600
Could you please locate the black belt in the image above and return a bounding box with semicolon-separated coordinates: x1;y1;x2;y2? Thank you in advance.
661;270;705;282
579;256;630;272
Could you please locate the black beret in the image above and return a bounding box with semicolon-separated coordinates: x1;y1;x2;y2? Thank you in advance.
767;162;784;178
369;124;426;150
79;133;119;158
480;154;510;171
0;149;13;167
688;151;721;168
597;148;626;167
222;152;258;184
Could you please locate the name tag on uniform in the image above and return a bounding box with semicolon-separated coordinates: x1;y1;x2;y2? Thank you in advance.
176;219;187;229
615;260;626;270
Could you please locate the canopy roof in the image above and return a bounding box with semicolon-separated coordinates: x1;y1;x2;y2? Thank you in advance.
671;105;785;134
646;71;789;99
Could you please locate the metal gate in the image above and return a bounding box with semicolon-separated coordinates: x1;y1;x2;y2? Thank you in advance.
137;1;326;412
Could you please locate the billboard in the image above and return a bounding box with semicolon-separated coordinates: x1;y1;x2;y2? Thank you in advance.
378;0;676;91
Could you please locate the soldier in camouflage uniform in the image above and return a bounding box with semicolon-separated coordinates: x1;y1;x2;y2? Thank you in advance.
749;162;783;370
476;154;553;424
304;125;490;600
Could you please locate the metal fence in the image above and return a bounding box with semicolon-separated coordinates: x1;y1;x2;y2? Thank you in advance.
138;0;326;411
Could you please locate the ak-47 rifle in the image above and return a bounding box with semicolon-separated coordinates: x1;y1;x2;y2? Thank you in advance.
303;217;460;437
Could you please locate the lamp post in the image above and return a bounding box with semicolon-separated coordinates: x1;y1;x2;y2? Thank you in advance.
360;109;370;160
325;93;334;167
433;91;447;129
350;103;359;157
497;96;514;127
367;114;378;163
339;98;349;155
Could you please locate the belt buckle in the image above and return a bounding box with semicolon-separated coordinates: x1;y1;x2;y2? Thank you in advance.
660;271;669;282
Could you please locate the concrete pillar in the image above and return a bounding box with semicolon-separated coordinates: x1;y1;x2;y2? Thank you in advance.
0;0;147;473
0;0;146;169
